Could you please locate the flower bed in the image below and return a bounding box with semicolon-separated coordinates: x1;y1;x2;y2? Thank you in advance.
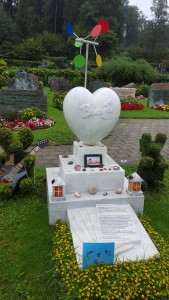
1;117;55;130
0;106;55;130
53;219;169;300
121;103;144;110
121;96;145;110
150;104;169;111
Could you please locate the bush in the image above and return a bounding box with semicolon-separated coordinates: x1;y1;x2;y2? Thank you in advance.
0;110;19;122
136;84;151;97
53;92;67;110
19;178;34;194
19;107;45;122
0;127;13;152
18;128;34;150
96;56;158;86
0;75;10;88
0;183;13;200
0;59;7;66
22;154;35;176
137;132;168;190
0;152;6;167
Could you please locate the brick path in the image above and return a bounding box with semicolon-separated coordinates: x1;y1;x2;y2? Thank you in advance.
1;119;169;167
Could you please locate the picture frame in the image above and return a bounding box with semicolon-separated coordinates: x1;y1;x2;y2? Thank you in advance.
84;154;102;168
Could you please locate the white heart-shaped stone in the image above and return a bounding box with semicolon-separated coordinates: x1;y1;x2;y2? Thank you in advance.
63;87;121;145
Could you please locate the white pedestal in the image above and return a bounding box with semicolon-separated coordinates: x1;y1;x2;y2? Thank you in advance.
46;141;144;224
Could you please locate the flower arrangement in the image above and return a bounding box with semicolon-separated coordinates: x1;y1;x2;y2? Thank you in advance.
121;96;144;111
150;104;169;111
53;219;169;299
1;107;55;130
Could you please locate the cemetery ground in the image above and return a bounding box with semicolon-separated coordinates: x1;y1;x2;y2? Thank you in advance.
1;165;169;299
1;88;169;299
17;88;169;147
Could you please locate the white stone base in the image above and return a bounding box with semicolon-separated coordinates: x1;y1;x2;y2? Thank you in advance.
46;167;144;224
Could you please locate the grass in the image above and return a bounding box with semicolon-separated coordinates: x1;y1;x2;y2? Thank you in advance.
120;100;169;119
1;165;169;299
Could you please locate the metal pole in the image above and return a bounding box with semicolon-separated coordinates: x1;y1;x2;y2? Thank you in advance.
84;43;89;88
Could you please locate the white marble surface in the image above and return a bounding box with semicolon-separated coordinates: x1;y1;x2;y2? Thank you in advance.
59;154;125;193
63;87;121;145
46;167;144;224
73;141;107;166
67;204;159;268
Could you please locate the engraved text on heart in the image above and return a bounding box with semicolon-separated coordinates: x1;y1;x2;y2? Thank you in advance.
80;99;113;120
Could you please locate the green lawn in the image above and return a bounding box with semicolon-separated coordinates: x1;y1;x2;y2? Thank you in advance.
1;166;169;299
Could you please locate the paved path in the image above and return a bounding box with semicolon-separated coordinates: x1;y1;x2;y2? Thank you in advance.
35;119;169;167
1;119;169;167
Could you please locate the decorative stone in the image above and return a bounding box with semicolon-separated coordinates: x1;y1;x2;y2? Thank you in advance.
62;154;69;158
68;161;74;165
74;164;81;171
88;184;97;195
74;191;81;198
115;187;122;194
63;87;121;145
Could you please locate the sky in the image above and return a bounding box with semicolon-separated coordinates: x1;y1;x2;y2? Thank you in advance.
129;0;153;19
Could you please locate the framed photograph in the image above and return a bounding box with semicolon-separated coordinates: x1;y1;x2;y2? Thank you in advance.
84;154;102;168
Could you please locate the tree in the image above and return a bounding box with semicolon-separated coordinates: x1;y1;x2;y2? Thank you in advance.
78;0;124;37
150;0;169;45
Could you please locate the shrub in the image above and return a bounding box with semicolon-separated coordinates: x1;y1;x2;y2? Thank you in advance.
22;154;35;176
0;152;6;167
136;84;151;97
19;178;34;194
18;128;34;150
53;92;67;110
0;127;13;152
0;59;7;66
96;56;158;86
19;107;45;122
0;183;13;200
0;110;19;122
0;75;10;88
137;132;168;190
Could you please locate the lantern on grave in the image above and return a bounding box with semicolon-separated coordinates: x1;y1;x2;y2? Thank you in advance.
127;172;143;192
51;177;65;200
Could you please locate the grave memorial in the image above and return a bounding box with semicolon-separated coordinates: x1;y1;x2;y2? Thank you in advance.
148;83;169;107
0;69;47;113
46;19;159;267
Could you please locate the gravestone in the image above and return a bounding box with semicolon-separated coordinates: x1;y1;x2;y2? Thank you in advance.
0;69;47;114
148;83;169;107
88;81;106;93
48;76;72;92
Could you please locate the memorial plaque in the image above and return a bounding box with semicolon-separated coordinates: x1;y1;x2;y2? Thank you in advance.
148;89;169;107
96;204;140;244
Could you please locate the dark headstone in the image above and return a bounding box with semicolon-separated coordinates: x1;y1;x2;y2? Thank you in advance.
148;83;169;107
48;76;72;92
88;81;106;93
1;69;47;114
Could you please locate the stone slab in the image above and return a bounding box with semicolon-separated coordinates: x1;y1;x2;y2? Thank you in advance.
67;204;159;267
